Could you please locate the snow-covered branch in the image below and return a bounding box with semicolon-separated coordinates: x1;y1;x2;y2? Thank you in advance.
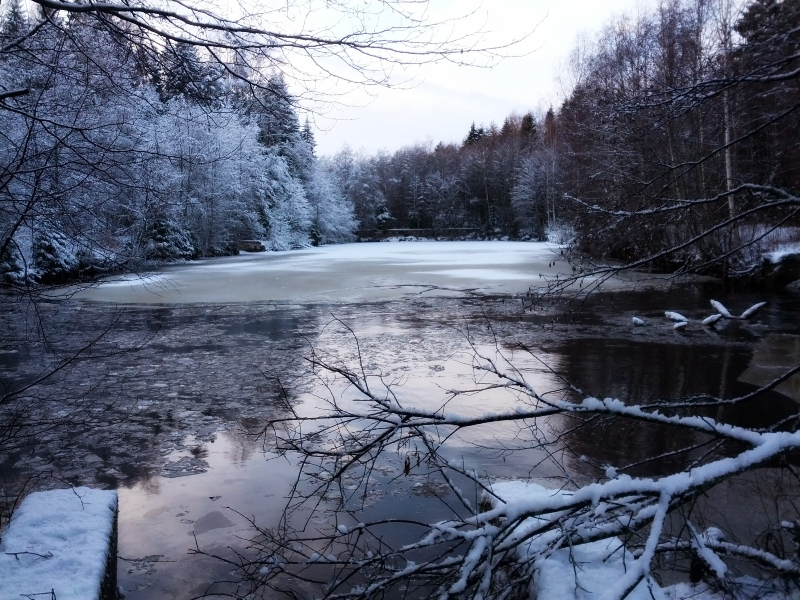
216;334;800;600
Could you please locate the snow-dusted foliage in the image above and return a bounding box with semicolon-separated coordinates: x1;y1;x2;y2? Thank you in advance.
0;242;25;284
31;229;81;283
260;149;312;250
308;159;357;245
0;10;354;285
511;154;548;240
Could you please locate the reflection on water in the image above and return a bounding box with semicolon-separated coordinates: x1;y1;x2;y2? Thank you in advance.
554;337;798;478
1;286;798;597
118;430;298;597
738;334;800;402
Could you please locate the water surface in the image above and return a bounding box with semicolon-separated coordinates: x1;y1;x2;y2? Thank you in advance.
1;244;798;597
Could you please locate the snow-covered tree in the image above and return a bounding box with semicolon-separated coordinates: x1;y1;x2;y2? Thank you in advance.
308;159;357;245
158;41;222;104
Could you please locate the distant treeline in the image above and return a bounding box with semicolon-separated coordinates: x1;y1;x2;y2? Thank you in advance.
330;0;799;275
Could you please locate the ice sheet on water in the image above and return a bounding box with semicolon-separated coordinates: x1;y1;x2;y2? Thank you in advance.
193;241;556;271
424;268;536;281
98;273;168;288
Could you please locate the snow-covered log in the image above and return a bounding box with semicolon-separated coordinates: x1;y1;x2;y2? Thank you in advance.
710;300;733;318
739;302;766;320
0;488;118;600
702;314;723;326
664;311;688;322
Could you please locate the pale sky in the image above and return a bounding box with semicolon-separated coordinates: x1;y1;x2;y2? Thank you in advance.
311;0;645;156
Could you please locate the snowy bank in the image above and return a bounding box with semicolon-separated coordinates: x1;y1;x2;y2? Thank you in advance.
761;245;800;289
766;244;800;264
0;487;118;600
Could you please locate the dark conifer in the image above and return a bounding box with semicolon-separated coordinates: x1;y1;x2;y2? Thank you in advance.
159;41;221;104
520;112;538;140
1;0;28;43
464;122;485;146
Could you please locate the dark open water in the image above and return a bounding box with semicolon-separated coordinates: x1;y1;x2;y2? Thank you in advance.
0;285;798;597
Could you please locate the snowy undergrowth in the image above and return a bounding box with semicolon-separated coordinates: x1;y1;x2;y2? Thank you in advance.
766;243;800;264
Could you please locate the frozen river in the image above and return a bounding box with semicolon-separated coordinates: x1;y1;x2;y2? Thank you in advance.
75;241;577;304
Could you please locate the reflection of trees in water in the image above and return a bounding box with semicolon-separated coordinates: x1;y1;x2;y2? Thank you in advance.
554;339;798;478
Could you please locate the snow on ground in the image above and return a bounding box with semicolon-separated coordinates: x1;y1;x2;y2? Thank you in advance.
766;244;800;263
95;273;167;288
0;487;117;600
76;241;578;304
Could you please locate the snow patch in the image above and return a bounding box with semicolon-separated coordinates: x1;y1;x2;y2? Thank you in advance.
710;300;732;318
664;311;688;322
766;244;800;263
0;487;117;600
98;274;167;288
486;481;660;600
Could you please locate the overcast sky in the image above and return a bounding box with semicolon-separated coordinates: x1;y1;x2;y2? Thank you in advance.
311;0;645;156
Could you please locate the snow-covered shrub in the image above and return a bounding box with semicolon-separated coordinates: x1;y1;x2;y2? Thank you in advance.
545;221;575;245
376;206;393;230
139;219;198;261
32;230;80;283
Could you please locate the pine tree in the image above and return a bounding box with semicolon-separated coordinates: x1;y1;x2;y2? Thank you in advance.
159;41;220;104
257;75;300;147
520;112;538;140
543;108;557;147
255;75;315;183
463;122;486;146
0;0;27;43
301;117;315;148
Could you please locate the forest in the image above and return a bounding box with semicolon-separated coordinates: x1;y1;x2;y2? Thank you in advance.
326;0;799;279
1;0;798;286
0;0;357;285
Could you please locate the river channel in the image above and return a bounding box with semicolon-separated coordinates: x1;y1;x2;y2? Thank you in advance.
1;241;798;598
